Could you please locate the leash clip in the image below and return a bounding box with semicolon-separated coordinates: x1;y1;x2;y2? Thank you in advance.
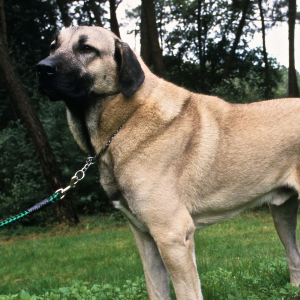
55;156;97;199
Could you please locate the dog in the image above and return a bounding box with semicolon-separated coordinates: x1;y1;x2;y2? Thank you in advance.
37;26;300;300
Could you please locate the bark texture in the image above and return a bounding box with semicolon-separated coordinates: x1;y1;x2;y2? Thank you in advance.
258;0;270;99
222;0;251;81
288;0;300;97
109;0;120;38
141;0;165;78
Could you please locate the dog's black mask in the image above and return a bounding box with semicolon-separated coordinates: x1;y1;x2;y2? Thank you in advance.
36;52;92;104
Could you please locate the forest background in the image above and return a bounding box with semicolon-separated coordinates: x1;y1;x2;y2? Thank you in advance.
0;0;299;226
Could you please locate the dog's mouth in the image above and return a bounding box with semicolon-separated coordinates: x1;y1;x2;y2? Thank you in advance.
37;79;67;102
37;72;91;104
37;84;58;100
37;80;89;103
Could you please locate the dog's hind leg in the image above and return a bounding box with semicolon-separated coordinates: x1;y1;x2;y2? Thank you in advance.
129;222;171;300
269;194;300;286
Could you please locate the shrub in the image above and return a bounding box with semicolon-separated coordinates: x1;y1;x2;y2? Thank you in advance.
0;278;148;300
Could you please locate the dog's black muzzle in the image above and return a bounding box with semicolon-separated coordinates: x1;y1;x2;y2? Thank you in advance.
36;54;91;103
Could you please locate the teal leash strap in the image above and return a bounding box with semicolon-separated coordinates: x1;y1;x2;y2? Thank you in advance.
0;192;61;228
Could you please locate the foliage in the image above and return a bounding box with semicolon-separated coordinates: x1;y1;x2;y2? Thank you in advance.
202;257;292;299
70;1;107;26
163;0;284;97
0;0;58;130
164;46;283;102
0;278;148;300
275;66;300;99
0;120;50;224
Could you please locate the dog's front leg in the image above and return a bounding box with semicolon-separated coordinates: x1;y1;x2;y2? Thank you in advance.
269;195;300;286
149;207;203;300
129;221;171;300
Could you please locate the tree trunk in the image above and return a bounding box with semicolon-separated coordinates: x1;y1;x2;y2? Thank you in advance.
86;3;95;26
90;0;103;27
0;32;79;225
56;0;72;27
140;1;151;66
0;0;7;45
222;0;250;81
141;0;165;78
288;0;299;97
109;0;120;38
258;0;270;99
197;0;206;94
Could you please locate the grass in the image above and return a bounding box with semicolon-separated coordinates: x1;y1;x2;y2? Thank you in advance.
0;210;299;299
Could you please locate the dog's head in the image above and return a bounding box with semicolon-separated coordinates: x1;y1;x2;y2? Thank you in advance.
36;26;145;104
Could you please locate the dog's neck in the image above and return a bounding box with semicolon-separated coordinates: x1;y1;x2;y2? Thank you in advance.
65;92;141;155
65;94;112;155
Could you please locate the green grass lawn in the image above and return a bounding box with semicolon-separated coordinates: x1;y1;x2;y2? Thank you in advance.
1;210;300;299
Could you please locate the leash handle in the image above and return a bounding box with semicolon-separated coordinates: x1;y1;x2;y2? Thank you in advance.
0;192;61;228
27;192;61;213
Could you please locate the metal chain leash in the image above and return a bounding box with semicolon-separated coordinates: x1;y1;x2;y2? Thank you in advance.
55;124;123;199
0;124;123;229
55;156;98;199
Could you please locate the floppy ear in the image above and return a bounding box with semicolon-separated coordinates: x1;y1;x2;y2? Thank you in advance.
115;40;145;97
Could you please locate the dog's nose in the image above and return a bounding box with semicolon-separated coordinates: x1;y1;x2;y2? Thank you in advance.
36;60;57;77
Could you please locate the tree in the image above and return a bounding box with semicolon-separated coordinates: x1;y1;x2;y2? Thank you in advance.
56;0;72;27
90;0;104;27
258;0;270;99
197;0;206;93
0;31;79;225
109;0;121;37
0;0;7;44
140;1;151;66
288;0;299;97
141;0;165;78
222;0;251;81
163;0;282;99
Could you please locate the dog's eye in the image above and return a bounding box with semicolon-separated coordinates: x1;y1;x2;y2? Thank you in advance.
50;43;56;52
81;45;94;54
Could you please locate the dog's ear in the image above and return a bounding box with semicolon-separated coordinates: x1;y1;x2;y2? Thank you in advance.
115;40;145;97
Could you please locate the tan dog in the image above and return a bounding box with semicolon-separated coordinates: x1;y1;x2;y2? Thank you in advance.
37;26;300;300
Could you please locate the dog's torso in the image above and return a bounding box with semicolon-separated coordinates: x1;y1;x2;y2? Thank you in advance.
67;74;300;230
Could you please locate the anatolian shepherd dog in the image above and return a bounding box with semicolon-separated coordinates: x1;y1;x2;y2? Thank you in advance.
37;26;300;300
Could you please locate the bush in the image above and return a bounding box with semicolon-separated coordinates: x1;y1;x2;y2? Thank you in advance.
0;278;148;300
